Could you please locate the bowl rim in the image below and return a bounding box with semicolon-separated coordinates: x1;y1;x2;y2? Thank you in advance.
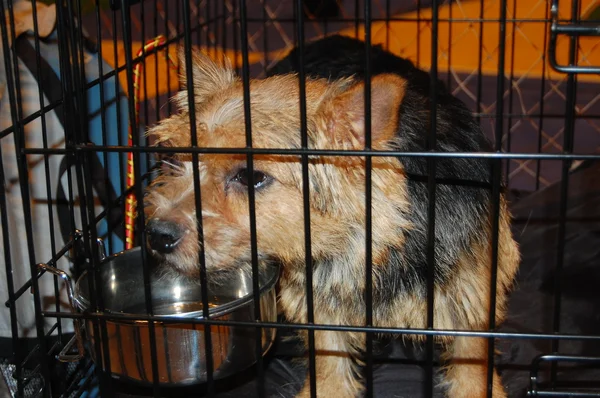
72;247;280;320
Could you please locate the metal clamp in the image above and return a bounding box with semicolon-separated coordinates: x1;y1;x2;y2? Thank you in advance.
549;0;600;74
71;229;107;263
37;264;85;362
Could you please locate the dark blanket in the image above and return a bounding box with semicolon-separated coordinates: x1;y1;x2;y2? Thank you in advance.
111;162;600;397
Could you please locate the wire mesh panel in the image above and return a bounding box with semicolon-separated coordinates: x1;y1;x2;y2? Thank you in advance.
1;1;600;398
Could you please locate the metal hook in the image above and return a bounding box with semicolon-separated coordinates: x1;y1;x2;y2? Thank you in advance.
96;237;107;262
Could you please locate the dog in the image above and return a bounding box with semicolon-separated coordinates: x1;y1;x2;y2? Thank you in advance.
143;35;520;398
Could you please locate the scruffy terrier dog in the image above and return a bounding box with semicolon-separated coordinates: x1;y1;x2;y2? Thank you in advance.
144;35;520;397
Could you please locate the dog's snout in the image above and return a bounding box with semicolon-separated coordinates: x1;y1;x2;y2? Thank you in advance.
146;219;185;253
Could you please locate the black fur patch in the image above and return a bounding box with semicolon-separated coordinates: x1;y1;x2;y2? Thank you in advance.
267;35;494;307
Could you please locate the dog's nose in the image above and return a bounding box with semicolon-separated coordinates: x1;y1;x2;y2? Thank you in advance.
146;219;185;253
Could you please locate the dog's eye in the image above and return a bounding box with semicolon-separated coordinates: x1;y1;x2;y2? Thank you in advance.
232;169;271;189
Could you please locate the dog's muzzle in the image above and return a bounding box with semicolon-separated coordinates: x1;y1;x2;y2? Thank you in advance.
145;219;185;253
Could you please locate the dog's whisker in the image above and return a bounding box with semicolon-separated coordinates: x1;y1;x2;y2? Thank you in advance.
161;159;183;171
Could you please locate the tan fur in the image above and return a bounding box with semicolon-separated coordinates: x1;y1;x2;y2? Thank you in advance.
144;51;520;398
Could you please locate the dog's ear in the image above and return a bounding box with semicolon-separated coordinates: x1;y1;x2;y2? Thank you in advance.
317;74;406;149
174;48;237;109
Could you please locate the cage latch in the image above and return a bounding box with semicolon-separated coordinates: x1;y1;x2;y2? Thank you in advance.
529;354;600;396
549;0;600;74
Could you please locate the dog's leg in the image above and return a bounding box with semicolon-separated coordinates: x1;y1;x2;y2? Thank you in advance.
297;329;364;398
444;336;506;398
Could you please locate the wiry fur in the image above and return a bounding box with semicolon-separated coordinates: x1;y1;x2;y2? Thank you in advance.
144;35;520;398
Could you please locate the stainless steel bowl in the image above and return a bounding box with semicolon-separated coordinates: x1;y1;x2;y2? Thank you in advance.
40;246;279;387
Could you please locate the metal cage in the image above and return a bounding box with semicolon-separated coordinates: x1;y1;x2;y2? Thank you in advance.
1;0;600;397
